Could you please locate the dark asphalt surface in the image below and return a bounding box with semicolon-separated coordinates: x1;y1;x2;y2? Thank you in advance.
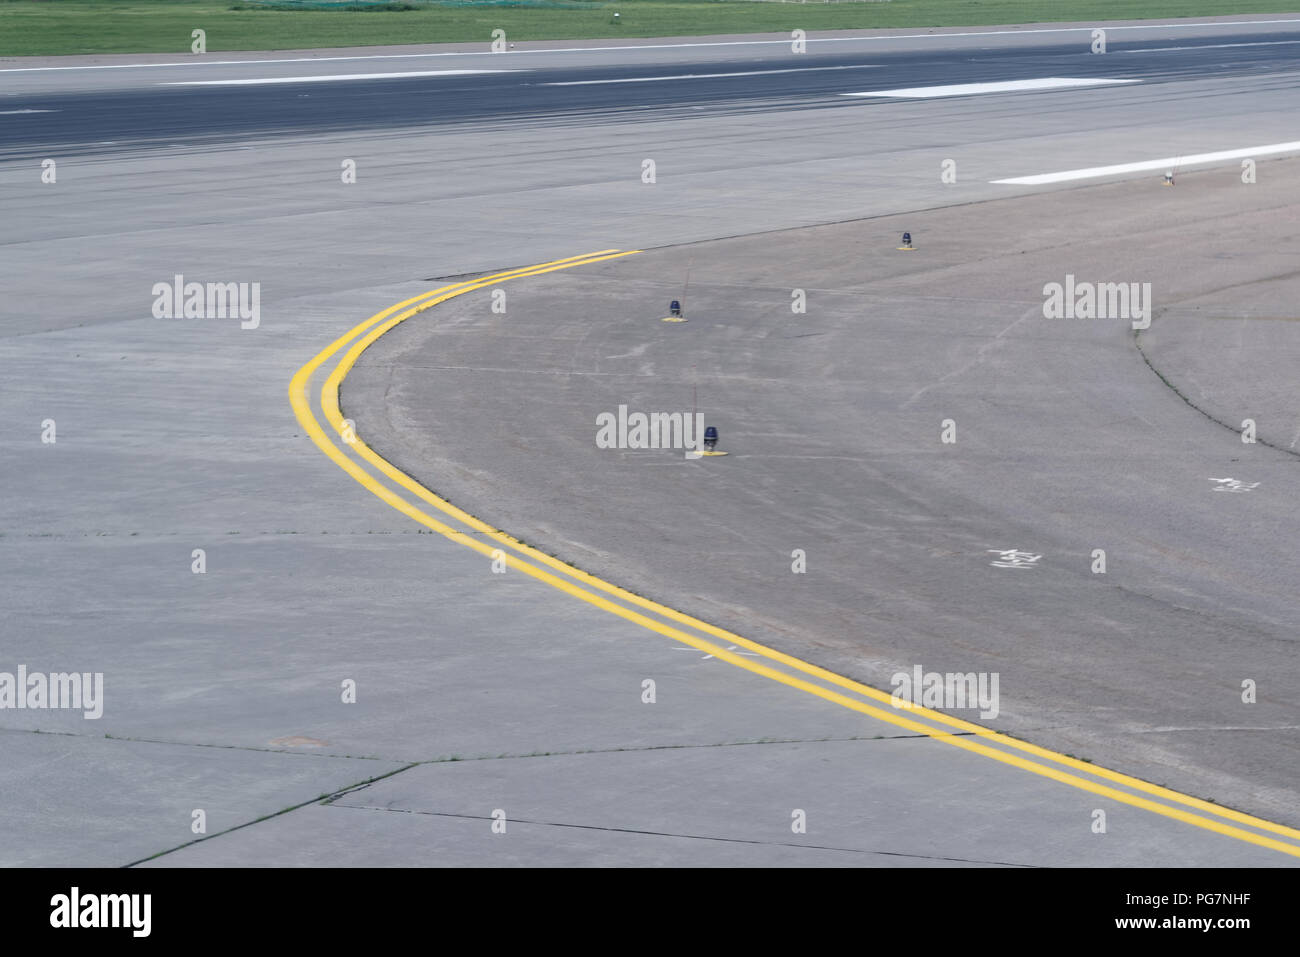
3;31;1299;156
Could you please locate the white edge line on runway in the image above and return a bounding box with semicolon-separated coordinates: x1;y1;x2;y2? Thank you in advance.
543;63;882;85
841;77;1139;98
160;68;517;86
991;140;1300;184
1122;38;1300;52
0;108;58;113
4;17;1300;72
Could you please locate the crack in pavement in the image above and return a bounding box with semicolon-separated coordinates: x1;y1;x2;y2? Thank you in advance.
327;803;1037;867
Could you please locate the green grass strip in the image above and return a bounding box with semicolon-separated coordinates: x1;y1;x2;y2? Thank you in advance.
2;0;1298;58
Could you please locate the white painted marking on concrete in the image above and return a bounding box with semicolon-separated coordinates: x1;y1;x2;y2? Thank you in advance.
988;549;1042;569
2;18;1298;72
1209;477;1259;492
992;140;1300;184
842;77;1139;98
1122;39;1300;52
673;643;759;661
161;69;516;86
0;108;57;114
544;64;882;85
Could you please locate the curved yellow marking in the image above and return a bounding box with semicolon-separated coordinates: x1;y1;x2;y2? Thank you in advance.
292;251;1300;859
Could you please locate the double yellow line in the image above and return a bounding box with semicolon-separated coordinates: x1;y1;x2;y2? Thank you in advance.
291;249;1300;860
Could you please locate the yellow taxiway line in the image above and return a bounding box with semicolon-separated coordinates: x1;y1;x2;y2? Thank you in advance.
290;250;1300;860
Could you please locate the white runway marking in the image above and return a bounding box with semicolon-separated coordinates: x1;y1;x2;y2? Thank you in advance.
544;64;881;85
0;108;57;114
992;140;1300;184
161;69;516;86
1122;39;1300;52
3;18;1298;72
842;77;1139;98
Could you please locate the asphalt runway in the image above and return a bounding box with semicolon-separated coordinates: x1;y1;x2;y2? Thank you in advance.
1;16;1298;866
5;21;1300;157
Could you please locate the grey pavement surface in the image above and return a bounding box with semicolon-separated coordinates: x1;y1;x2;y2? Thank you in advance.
147;738;1280;868
1;18;1297;866
349;163;1300;828
1140;300;1300;454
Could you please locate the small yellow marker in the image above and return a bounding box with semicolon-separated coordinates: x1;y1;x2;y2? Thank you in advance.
694;424;724;456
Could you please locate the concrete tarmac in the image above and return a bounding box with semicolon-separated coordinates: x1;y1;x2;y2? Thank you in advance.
2;18;1297;866
347;161;1300;829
